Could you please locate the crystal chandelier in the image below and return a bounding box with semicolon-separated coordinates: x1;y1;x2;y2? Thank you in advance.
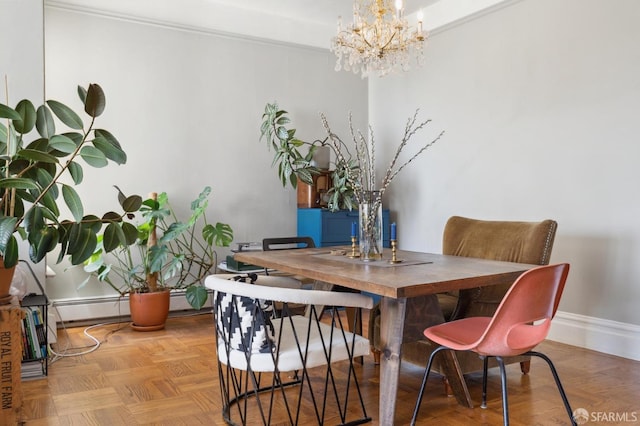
330;0;427;78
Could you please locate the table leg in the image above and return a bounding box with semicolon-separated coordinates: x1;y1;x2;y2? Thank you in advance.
440;350;473;407
379;296;407;425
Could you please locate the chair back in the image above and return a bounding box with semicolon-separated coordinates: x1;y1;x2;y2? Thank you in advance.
205;274;373;425
474;263;569;356
443;216;557;264
442;216;558;319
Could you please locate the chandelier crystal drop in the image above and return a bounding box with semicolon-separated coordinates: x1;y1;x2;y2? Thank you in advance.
330;0;427;79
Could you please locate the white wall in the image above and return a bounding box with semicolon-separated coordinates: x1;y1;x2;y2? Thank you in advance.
43;6;368;300
369;0;640;356
0;0;47;293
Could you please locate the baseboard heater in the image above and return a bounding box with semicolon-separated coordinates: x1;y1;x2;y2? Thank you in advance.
50;290;213;326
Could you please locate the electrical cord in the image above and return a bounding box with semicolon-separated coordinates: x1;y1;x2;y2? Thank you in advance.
47;298;214;362
47;301;130;362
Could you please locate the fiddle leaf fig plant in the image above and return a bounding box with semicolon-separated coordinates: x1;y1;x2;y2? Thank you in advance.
0;83;138;268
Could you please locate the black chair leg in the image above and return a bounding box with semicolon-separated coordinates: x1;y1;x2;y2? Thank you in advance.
496;356;509;426
525;351;577;426
481;355;489;409
411;346;448;426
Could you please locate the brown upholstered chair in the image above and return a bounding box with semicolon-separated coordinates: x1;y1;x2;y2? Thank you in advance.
369;216;557;397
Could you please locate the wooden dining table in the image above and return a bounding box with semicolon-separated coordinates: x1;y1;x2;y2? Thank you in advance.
234;246;534;425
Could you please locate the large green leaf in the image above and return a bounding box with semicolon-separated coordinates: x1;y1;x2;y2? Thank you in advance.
77;85;87;104
95;129;122;149
185;286;208;310
0;217;18;252
92;136;126;164
2;235;19;268
84;84;106;118
25;137;49;152
13;100;37;134
0;103;21;120
66;223;99;259
148;244;169;274
62;131;83;145
121;222;138;245
34;167;55;191
79;145;108;167
29;227;59;263
18;148;59;163
159;222;188;244
38;189;60;218
0;177;40;190
62;184;84;222
4;123;18;156
67;161;84;184
81;214;102;234
36;105;55;138
47;100;84;130
0;122;7;144
49;134;78;154
69;228;97;265
202;222;233;247
122;194;143;213
101;211;122;222
102;222;126;252
23;207;45;243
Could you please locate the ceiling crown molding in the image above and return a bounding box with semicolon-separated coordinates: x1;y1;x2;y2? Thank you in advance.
45;0;515;49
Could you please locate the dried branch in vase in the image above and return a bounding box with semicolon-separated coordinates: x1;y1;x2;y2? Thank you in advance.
320;109;445;203
320;109;444;259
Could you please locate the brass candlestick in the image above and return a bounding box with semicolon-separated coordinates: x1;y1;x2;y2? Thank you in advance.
388;239;403;264
348;236;359;258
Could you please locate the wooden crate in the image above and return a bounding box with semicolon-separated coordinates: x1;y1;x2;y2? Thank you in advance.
0;297;23;425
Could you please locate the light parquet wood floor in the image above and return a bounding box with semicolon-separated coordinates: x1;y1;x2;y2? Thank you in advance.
18;311;640;425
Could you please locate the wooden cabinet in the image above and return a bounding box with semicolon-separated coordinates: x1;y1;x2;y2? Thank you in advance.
297;208;391;248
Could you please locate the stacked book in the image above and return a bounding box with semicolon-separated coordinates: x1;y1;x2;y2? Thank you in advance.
224;242;263;272
21;305;47;378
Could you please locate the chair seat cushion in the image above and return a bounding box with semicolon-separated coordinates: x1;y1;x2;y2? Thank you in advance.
424;316;492;350
218;315;370;372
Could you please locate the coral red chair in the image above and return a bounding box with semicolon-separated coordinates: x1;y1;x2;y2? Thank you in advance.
411;263;576;426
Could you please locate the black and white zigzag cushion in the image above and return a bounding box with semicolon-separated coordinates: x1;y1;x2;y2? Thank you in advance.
215;274;275;354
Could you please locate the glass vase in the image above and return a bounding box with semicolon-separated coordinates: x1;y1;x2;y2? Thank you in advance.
359;191;383;261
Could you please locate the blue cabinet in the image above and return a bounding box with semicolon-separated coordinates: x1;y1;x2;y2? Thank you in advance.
297;208;391;248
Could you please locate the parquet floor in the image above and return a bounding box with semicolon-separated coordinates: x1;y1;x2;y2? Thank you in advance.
18;311;640;425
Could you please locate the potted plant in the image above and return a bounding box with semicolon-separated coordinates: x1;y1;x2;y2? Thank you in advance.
0;84;139;303
260;102;359;212
84;186;233;330
261;101;445;259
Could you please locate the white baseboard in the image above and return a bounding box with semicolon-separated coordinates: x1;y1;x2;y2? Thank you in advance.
50;291;210;324
548;311;640;361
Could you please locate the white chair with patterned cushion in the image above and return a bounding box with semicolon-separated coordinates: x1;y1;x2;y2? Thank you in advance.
206;274;373;426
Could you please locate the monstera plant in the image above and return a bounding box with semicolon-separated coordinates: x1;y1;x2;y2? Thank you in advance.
0;84;139;300
83;187;233;330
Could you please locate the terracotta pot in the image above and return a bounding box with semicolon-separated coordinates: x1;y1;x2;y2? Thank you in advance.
129;289;170;331
0;257;17;305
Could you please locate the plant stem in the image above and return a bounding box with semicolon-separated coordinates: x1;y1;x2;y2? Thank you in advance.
147;192;159;292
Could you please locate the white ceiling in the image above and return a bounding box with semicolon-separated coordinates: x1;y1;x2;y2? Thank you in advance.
203;0;442;25
47;0;512;49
